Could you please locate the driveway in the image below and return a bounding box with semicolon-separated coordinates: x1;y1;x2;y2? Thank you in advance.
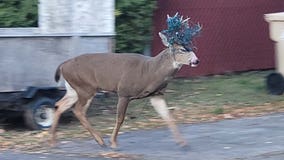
1;113;284;160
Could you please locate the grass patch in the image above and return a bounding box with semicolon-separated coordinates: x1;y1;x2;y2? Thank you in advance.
165;70;284;107
212;107;224;114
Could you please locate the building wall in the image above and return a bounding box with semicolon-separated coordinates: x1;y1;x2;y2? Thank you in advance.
152;0;284;77
39;0;115;35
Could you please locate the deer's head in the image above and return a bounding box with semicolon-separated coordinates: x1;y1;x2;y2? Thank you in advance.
159;13;201;68
159;32;200;68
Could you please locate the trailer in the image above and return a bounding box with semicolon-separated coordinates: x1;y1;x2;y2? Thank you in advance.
0;29;114;130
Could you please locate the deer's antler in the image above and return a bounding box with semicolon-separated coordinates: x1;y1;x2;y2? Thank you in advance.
161;13;202;51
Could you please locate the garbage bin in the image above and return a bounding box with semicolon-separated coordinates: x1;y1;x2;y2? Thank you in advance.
264;12;284;95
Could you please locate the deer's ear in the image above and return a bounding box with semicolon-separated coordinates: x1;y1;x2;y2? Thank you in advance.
159;32;170;47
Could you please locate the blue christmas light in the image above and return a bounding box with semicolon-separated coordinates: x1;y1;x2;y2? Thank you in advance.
161;13;201;51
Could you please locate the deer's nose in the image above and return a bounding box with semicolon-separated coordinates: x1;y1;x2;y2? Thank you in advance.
194;59;200;65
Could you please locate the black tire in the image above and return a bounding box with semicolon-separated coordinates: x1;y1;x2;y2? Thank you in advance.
266;72;284;95
24;97;55;130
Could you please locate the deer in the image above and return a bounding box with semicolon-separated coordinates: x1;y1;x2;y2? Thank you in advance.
49;13;201;148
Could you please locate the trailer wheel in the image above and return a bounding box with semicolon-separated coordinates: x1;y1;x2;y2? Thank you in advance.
24;97;55;130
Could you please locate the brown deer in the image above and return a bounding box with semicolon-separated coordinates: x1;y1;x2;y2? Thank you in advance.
49;14;201;148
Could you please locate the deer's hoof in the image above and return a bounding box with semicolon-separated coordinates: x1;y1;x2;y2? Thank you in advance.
110;144;117;149
99;143;107;148
48;139;57;148
110;142;118;149
95;139;106;148
178;140;189;148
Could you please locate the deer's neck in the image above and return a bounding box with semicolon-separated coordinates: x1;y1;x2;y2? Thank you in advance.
148;48;180;77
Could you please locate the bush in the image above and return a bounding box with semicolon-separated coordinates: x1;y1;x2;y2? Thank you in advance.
0;0;38;27
115;0;156;53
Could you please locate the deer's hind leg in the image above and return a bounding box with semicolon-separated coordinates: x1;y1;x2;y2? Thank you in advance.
49;81;78;146
72;94;105;147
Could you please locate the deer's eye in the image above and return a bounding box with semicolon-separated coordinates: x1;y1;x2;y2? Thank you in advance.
180;49;187;52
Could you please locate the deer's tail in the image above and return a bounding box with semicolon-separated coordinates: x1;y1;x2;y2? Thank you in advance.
55;64;62;82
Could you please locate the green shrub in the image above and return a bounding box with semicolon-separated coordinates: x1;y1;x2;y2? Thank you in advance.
115;0;156;53
0;0;38;27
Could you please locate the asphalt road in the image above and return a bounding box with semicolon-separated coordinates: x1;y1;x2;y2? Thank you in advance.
1;113;284;160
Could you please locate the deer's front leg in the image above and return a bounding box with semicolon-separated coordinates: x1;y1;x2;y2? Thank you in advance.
150;96;187;147
110;97;129;148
